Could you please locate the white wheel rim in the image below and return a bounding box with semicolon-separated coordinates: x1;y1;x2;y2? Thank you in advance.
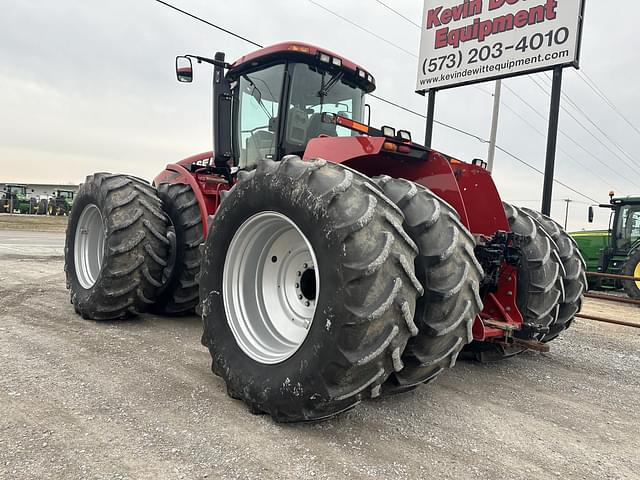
222;211;320;364
74;204;105;289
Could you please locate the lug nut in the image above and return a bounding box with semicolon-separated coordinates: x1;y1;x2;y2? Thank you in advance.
303;263;308;269
305;301;310;307
297;271;301;277
295;283;299;288
298;295;303;300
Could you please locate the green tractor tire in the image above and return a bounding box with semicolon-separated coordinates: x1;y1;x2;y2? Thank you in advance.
37;199;48;215
622;249;640;300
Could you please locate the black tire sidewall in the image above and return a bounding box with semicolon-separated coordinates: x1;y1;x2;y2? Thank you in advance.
65;183;108;314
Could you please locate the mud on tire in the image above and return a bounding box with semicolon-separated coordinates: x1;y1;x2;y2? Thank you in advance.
522;208;587;341
153;183;203;315
65;173;170;320
200;156;422;422
373;176;483;393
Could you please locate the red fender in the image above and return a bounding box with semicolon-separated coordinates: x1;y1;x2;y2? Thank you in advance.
153;152;225;239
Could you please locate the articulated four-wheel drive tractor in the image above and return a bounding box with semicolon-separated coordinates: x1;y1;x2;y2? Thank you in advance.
64;42;586;422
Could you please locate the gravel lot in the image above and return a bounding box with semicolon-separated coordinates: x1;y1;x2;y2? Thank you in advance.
1;228;639;480
0;213;67;232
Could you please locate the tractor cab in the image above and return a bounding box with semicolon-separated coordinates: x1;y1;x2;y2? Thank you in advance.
176;43;376;173
54;189;75;200
577;194;640;282
6;184;28;198
587;194;640;253
611;197;640;253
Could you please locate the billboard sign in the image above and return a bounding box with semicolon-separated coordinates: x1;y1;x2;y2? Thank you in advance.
416;0;586;91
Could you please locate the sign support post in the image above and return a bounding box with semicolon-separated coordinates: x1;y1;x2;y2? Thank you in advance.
541;66;563;216
425;90;436;148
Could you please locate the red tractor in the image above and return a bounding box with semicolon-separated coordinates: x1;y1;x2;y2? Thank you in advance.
64;42;586;422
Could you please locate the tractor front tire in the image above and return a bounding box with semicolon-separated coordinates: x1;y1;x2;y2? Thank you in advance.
152;183;203;315
522;208;587;341
622;248;640;300
200;156;421;422
65;173;169;320
373;176;483;393
37;199;48;215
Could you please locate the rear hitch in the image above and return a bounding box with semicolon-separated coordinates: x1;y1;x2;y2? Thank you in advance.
474;231;522;296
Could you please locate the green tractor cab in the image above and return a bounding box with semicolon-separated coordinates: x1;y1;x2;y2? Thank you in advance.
47;189;75;216
1;184;36;214
571;194;640;299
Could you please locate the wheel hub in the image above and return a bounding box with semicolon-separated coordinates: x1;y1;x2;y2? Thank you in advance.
222;211;320;364
74;203;106;289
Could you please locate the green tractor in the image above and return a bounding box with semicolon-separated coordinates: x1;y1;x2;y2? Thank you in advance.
1;184;36;214
571;193;640;299
47;189;75;216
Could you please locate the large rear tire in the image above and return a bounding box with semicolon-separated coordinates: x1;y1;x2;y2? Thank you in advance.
153;183;203;315
373;176;483;393
200;156;421;422
521;208;587;341
65;173;170;320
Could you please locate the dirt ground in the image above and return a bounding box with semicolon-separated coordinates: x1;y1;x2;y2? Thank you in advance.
0;213;68;232
1;227;639;480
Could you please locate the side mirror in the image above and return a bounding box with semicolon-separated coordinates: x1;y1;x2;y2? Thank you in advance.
176;56;193;83
588;206;594;223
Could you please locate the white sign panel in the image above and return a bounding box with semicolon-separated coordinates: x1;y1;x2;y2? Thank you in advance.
416;0;585;91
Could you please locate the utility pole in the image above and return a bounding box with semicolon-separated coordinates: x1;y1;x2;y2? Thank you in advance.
487;79;502;172
563;198;573;230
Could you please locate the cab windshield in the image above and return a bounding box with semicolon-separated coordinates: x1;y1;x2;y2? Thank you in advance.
234;62;365;169
617;204;640;250
284;63;365;155
8;186;26;195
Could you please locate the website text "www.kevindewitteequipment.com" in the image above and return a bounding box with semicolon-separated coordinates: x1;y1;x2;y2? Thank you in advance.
419;48;569;87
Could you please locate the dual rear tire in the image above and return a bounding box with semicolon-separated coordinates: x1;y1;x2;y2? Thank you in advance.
65;174;204;319
464;204;586;361
65;174;170;319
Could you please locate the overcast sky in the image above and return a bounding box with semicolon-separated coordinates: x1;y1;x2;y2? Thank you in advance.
1;0;638;231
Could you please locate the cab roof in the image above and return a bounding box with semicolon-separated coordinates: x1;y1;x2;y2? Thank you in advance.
612;196;640;204
230;41;376;93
